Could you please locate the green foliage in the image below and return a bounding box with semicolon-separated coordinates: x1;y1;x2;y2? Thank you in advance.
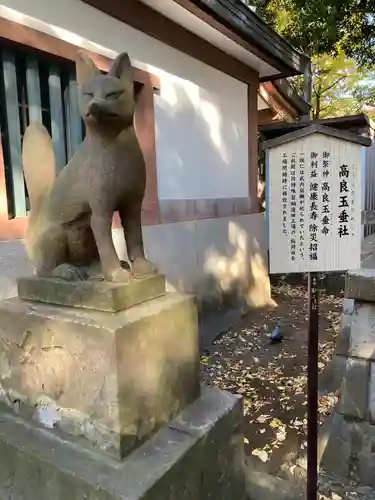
243;0;375;66
353;71;375;108
288;52;374;119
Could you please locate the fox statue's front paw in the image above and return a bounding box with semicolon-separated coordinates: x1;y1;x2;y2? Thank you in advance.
106;266;131;283
51;263;88;281
131;257;158;277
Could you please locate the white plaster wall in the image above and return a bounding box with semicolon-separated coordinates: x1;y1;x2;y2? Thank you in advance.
0;240;32;299
0;0;249;200
0;215;270;308
116;213;271;308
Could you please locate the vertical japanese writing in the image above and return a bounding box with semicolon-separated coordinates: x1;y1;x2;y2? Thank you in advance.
281;153;288;237
338;164;350;238
299;152;305;259
290;152;297;262
350;165;356;236
321;151;331;236
309;152;318;261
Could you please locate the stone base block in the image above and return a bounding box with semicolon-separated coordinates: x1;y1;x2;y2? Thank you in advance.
338;358;370;420
320;411;375;488
0;293;200;459
17;274;166;312
334;307;353;356
0;387;246;500
345;269;375;303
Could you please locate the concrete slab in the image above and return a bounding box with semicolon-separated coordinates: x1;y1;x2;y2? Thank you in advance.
350;303;375;360
0;386;246;500
17;274;166;312
346;269;375;303
338;358;370;420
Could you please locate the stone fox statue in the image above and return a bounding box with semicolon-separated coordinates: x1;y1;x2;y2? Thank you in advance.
22;51;157;282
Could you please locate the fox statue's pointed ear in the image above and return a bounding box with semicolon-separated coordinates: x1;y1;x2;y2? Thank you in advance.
76;51;100;86
108;53;133;95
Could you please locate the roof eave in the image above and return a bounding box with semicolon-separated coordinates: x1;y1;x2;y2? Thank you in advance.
263;124;372;150
193;0;309;78
272;79;310;115
260;114;371;140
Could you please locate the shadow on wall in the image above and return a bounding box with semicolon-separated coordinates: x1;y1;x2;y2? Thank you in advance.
149;82;272;311
154;78;247;199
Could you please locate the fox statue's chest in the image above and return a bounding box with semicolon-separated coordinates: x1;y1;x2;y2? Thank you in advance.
80;129;145;177
85;145;146;189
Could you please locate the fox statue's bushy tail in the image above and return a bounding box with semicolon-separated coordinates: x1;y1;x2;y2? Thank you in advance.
22;122;56;228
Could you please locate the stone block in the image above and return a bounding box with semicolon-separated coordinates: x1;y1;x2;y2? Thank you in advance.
351;420;375;488
338;358;369;420
342;298;355;315
321;414;375;488
335;312;352;356
0;293;200;459
346;269;375;303
17;274;166;312
171;387;245;499
368;363;375;422
318;354;347;395
320;412;352;478
349;303;375;360
0;386;246;500
244;470;292;500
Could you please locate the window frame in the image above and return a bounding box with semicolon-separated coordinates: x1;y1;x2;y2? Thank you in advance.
0;16;160;239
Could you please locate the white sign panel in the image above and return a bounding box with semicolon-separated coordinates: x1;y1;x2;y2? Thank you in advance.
268;133;362;274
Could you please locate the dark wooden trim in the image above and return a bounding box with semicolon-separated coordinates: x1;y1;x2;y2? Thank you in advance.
0;10;264;240
159;197;252;223
263;123;372;150
260;82;297;121
248;84;260;212
0;16;161;239
259;72;293;83
258;108;279;125
0;133;8;219
171;0;286;77
0;16;160;90
193;0;309;77
83;0;259;87
260;113;371;140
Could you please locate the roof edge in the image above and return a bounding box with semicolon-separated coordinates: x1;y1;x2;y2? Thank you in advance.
192;0;309;77
259;114;371;140
272;79;310;115
263;124;372;150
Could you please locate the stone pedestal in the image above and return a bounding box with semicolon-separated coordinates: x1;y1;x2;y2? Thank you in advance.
321;269;375;487
0;386;245;500
17;274;166;312
0;290;200;458
0;274;246;498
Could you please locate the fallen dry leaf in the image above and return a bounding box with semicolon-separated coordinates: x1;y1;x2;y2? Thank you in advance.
200;281;342;472
252;448;269;463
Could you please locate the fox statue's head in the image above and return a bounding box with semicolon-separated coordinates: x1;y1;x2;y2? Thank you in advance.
76;51;135;132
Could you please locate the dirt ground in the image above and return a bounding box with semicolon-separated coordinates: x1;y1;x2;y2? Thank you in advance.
200;280;342;477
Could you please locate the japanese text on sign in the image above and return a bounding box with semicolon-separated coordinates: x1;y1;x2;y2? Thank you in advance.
268;136;361;273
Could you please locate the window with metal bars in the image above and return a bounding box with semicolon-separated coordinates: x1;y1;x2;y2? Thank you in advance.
0;42;84;219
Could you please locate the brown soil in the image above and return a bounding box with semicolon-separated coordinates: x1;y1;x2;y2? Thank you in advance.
200;281;342;477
